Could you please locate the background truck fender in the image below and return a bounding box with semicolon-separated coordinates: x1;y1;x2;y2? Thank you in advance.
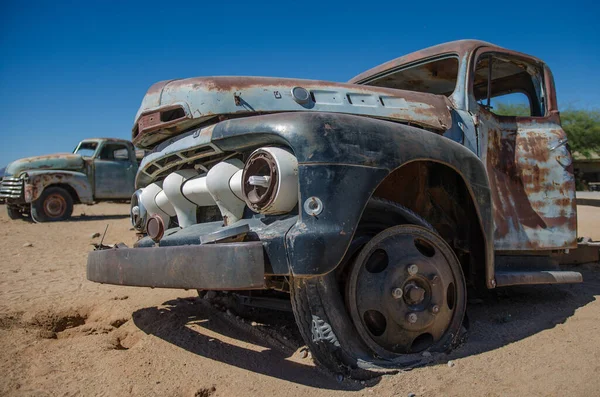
24;170;93;204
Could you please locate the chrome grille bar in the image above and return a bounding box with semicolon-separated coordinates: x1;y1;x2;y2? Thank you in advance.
0;177;23;199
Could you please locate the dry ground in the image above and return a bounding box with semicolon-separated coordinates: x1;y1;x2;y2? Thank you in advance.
0;203;599;397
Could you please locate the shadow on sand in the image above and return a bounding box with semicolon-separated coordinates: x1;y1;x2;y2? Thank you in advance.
133;265;599;387
132;296;365;391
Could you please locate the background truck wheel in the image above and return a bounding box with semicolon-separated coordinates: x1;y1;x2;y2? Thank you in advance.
6;205;22;220
290;198;466;376
31;186;73;222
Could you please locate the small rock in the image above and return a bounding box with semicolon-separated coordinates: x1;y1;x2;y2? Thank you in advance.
422;351;432;357
226;309;233;317
204;291;217;300
23;242;33;247
336;373;344;382
360;381;365;385
38;330;57;339
251;321;258;327
447;360;455;367
90;233;101;239
408;393;417;397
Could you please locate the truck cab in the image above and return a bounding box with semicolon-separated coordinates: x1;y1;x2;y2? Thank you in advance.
2;138;139;222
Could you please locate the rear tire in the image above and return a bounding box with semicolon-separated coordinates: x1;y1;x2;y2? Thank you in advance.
31;187;73;222
290;198;466;376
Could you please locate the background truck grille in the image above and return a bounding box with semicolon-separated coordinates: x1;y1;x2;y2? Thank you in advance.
0;177;24;199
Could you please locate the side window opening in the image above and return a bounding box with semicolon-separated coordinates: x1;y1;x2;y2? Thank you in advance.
490;92;531;116
364;56;459;96
99;144;129;161
114;148;129;161
473;54;546;117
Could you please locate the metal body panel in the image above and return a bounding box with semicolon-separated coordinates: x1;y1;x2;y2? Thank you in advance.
87;242;266;290
495;270;582;286
154;216;297;275
93;159;137;199
5;154;84;178
23;170;93;204
477;110;577;250
132;76;453;148
213;112;494;279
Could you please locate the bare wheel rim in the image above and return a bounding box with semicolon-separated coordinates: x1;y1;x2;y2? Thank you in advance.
44;193;67;218
347;225;463;359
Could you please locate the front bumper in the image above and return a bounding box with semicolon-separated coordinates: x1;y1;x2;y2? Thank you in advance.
87;242;266;290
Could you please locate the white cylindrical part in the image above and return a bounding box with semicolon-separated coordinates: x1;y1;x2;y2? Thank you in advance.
229;169;244;201
155;190;173;215
139;182;175;228
181;175;216;207
163;169;199;228
206;159;246;225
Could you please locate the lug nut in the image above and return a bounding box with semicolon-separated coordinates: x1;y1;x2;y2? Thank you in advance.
430;305;440;314
392;288;403;299
407;313;418;324
408;264;419;276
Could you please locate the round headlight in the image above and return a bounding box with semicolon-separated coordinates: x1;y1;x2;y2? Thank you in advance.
241;147;298;214
130;189;147;232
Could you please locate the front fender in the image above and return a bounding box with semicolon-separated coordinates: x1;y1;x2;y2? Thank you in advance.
24;170;93;204
214;112;494;279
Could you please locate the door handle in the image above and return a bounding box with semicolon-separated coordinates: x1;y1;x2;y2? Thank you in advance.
550;138;568;151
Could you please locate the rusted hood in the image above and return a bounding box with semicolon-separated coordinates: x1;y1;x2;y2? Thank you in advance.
5;154;84;177
133;76;452;148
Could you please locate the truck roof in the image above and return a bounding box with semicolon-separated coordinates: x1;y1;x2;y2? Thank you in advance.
349;39;543;84
80;138;133;145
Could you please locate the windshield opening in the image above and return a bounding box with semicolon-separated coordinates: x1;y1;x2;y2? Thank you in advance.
363;56;459;96
74;142;98;157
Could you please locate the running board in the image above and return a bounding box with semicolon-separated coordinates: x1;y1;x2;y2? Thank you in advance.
495;271;583;287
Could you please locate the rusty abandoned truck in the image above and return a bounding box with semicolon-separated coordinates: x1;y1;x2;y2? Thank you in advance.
1;138;139;222
87;40;583;374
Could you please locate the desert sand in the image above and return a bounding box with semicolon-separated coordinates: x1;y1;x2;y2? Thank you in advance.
0;203;599;396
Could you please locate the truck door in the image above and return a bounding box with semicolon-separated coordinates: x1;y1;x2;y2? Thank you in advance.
470;49;577;251
94;143;136;199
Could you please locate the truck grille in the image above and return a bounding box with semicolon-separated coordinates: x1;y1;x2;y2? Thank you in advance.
0;177;24;199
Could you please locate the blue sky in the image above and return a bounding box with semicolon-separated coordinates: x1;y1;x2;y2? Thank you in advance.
1;0;599;167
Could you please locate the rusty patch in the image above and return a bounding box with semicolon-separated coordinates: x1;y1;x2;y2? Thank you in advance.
479;105;577;250
24;172;92;204
132;76;453;148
